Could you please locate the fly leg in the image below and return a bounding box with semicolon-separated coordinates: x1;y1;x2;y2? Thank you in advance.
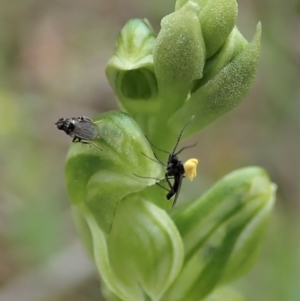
72;137;81;143
72;137;102;151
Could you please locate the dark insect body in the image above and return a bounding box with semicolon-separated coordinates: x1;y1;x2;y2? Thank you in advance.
55;116;102;151
138;116;198;207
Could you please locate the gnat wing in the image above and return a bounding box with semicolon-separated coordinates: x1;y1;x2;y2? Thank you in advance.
73;119;100;141
172;173;184;207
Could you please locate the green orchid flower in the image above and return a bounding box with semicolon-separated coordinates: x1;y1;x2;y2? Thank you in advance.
62;0;276;300
65;112;275;301
106;0;260;150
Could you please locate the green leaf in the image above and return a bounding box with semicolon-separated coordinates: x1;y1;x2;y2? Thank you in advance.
65;111;164;233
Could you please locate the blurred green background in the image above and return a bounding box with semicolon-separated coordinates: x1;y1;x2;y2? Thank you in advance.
0;0;299;300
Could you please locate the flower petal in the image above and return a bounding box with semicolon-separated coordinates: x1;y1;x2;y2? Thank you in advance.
161;167;275;301
65;111;164;233
84;198;184;301
106;19;158;116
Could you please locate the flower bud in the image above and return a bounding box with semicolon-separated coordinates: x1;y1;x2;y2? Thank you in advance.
65;111;164;233
169;23;262;137
200;0;238;58
192;26;248;90
175;0;238;58
106;19;158;116
153;1;205;110
161;167;275;301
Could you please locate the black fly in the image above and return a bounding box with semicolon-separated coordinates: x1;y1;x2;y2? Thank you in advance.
55;116;103;151
137;116;198;207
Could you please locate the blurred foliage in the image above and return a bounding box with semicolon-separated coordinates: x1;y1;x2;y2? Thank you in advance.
0;0;299;301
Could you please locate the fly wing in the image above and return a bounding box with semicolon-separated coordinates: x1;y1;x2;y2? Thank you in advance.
172;173;184;207
73;119;100;141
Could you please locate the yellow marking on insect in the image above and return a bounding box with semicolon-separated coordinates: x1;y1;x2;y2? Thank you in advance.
183;158;198;181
